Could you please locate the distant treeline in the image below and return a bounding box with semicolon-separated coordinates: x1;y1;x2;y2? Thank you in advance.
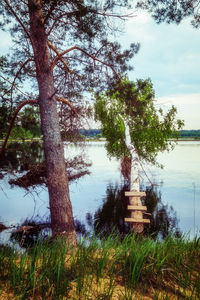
80;129;200;139
79;129;102;137
178;130;200;139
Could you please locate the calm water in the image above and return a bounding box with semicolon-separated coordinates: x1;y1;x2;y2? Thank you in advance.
0;141;200;240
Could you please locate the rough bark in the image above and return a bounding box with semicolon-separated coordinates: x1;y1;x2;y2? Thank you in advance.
28;0;76;245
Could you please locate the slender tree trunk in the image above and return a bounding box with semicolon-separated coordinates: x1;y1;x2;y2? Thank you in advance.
28;0;76;245
124;118;144;233
130;151;144;233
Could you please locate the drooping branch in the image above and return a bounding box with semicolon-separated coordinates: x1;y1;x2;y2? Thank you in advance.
48;41;72;74
56;96;92;131
0;99;38;156
51;46;119;77
0;95;81;156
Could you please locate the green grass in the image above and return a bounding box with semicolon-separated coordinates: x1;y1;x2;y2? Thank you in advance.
0;234;199;299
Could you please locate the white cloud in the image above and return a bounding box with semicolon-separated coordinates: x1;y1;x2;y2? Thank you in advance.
157;93;200;106
118;11;200;108
157;94;200;129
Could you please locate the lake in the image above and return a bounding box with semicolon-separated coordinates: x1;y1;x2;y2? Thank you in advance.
0;141;200;242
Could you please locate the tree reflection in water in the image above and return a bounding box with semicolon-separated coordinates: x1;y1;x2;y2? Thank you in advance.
0;141;91;189
0;141;91;247
10;216;51;248
0;142;181;245
1;182;181;247
0;141;44;179
87;183;181;240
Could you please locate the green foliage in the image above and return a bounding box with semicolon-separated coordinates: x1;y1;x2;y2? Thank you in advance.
19;106;41;138
0;1;141;144
0;56;41;140
136;0;200;28
3;126;33;141
95;77;184;165
0;105;41;140
0;104;10;138
0;0;139;102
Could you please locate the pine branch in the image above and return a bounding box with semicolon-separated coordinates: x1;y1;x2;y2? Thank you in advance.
3;0;40;73
56;96;78;115
51;46;119;78
48;41;72;74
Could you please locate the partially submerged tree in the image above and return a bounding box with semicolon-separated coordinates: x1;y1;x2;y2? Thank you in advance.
0;0;139;243
95;77;184;185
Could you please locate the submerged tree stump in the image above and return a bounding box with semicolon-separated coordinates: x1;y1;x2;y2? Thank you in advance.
124;191;150;233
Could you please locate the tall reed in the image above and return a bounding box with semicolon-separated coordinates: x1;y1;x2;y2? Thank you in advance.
0;233;199;299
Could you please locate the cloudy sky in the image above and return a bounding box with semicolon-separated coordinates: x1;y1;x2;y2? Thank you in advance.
1;10;199;129
120;12;200;129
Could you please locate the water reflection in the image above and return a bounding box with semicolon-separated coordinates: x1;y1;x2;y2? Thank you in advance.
86;183;181;239
0;141;44;179
143;187;181;239
0;141;91;189
10;216;51;248
0;141;198;245
0;141;93;246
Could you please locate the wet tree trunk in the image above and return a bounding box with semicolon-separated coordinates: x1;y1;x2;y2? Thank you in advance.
28;0;76;245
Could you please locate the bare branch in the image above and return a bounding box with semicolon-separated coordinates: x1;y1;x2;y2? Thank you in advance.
44;1;57;24
0;99;38;156
94;11;136;20
48;41;72;74
56;96;78;115
46;8;136;36
51;46;119;77
47;11;73;36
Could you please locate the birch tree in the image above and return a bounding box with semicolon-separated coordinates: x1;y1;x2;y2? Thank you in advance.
94;77;184;186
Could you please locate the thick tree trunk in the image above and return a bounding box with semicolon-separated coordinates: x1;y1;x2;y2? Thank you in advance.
28;0;76;245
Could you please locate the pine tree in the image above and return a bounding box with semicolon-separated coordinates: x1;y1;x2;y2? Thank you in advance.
0;0;139;244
